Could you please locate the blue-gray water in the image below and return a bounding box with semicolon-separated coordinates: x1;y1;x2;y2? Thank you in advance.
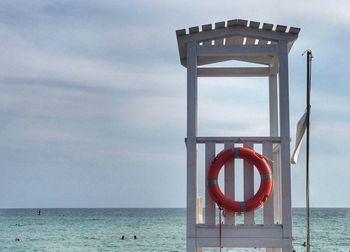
0;208;349;251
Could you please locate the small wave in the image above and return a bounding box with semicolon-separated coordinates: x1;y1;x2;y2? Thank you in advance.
82;236;98;240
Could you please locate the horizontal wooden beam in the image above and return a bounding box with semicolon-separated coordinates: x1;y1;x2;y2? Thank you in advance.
197;67;270;77
197;55;274;66
195;224;287;247
196;224;283;239
197;45;279;57
196;237;285;248
195;136;281;144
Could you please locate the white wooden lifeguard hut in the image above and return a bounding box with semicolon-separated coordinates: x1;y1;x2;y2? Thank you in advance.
175;19;300;252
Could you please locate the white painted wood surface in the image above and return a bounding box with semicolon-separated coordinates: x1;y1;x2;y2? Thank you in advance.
179;19;298;252
196;224;283;238
273;145;282;224
193;138;290;250
269;74;279;136
224;141;235;225
269;72;282;229
214;21;225;45
196;197;203;252
205;142;216;225
263;141;274;225
177;25;298;45
243;142;254;225
189;26;199;34
245;21;260;44
196;136;281;144
186;42;198;252
268;72;282;252
197;55;275;66
197;44;279;57
197;196;203;224
197;237;284;248
197;67;270;77
268;146;283;252
259;23;274;45
278;41;293;251
226;18;247;45
176;19;300;67
201;24;212;46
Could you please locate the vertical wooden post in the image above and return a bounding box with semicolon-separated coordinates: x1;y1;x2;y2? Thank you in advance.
264;141;277;252
278;41;293;252
269;72;283;225
263;141;274;225
186;41;198;252
224;141;235;225
205;142;216;225
269;73;279;136
267;60;282;252
244;142;254;225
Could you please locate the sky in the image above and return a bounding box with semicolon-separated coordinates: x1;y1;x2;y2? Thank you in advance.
0;0;349;208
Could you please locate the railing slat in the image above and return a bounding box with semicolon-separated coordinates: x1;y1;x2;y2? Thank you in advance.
205;142;216;225
197;196;203;224
196;136;281;144
273;145;282;224
244;142;254;225
263;141;274;225
224;141;235;225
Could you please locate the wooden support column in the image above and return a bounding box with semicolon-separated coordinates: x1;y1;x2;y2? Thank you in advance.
264;141;279;252
269;73;282;228
278;41;293;252
268;73;282;252
186;42;198;252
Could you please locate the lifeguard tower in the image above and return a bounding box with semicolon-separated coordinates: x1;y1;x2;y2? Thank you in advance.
175;19;300;251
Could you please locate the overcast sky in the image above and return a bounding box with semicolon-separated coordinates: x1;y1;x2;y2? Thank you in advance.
0;0;349;208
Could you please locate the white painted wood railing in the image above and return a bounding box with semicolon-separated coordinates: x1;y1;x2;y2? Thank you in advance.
198;136;282;228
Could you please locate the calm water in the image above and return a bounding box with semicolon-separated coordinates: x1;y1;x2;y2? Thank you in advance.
0;208;349;251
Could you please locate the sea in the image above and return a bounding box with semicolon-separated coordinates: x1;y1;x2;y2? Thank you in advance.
0;208;348;252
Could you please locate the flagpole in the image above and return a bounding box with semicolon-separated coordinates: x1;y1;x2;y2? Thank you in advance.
304;49;313;252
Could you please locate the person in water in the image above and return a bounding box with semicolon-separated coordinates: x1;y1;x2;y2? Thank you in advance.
38;209;41;216
121;235;125;240
134;235;137;240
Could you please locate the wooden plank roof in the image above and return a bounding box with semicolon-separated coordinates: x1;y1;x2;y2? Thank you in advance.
176;19;300;67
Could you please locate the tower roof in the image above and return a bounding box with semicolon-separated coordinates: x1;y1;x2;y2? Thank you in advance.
176;19;300;67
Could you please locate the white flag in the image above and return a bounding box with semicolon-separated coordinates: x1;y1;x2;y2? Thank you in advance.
291;111;307;164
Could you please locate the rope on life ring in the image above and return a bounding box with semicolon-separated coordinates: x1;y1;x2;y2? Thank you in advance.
207;147;273;213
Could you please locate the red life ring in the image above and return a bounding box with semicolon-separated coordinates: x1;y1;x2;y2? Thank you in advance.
207;147;273;213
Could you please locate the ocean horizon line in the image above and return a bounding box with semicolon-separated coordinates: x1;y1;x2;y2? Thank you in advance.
1;206;349;209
